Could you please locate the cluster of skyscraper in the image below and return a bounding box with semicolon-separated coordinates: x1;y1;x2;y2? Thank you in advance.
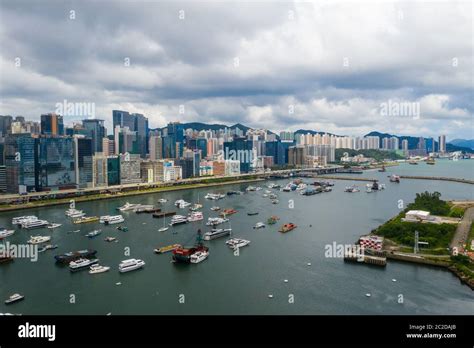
0;112;447;194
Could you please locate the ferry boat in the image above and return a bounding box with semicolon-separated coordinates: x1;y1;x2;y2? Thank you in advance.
389;174;400;183
187;211;203;222
158;198;168;204
190;250;209;264
38;244;58;253
54;249;97;263
210;206;221;211
69;258;99;271
169;215;188;226
220;209;237;217
118;258;145;273
172;230;208;264
73;216;99;224
4;293;24;305
117;202;141;212
27;235;51;244
0;229;14;239
47;223;62;229
85;230;102;238
226;238;250;249
203;228;232;240
174;199;191;208
279;223;297;233
21;219;49;229
253;222;266;229
104;236;117;242
12;216;38;225
154;244;182;254
103;215;125;225
206;217;229;226
89;264;110;274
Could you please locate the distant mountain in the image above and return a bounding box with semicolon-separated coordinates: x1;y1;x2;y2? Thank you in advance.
294;129;339;136
449;139;474;150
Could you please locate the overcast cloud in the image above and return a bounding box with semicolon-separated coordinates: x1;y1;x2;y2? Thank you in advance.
0;0;472;139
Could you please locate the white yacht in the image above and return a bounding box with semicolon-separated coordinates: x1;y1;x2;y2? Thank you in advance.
187;211;203;222
253;222;266;229
47;223;62;229
102;215;125;225
118;259;145;273
27;235;51;244
65;209;85;218
190;250;209;264
21;220;49;229
158;198;168;204
210;206;220;211
204;193;225;200
174;199;191;208
170;215;188;226
12;216;38;225
206;217;229;226
4;293;24;305
203;228;232;240
117;202;140;212
89;264;110;274
69;258;99;271
0;229;15;239
226;238;251;249
99;215;111;223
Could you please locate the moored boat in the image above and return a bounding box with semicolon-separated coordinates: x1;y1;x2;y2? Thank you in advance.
54;249;97;264
0;229;15;239
69;258;99;271
73;216;100;224
118;258;145;273
187;211;203;222
4;293;24;305
279;223;297;233
154;244;182;254
85;229;102;238
27;235;51;244
220;208;237;217
253;222;265;229
203;228;232;240
89;264;110;274
190;250;209;264
225;238;250;249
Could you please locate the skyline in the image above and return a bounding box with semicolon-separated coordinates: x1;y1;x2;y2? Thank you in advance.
0;1;473;139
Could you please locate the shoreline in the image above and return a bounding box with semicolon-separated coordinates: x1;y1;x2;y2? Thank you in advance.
0;177;265;213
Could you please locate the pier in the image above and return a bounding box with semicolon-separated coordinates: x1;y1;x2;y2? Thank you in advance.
399;175;474;185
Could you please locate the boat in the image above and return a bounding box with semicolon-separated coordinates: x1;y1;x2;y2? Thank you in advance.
378;165;386;172
247;212;259;216
85;229;102;238
282;185;292;192
246;186;256;192
226;191;239;196
174;199;191;208
189;203;203;211
158;216;169;232
38;244;58;253
425;158;435;165
21;219;49;229
267;215;280;225
253;222;266;229
0;255;14;264
344;186;360;193
4;294;24;305
54;249;97;263
158;198;168;204
262;194;268;198
0;229;15;239
12;216;37;225
73;216;99;224
170;215;188;226
296;183;307;191
102;215;125;225
65;208;84;217
220;209;237;217
47;223;62;229
118;258;145;273
172;230;209;264
154;244;182;254
117;202;141;211
69;258;99;271
190;250;209;264
134;206;160;214
226;238;250;249
408;159;418;165
89;264;110;274
389;174;400;183
205;193;225;200
271;199;279;204
116;226;128;232
366;186;372;193
203;228;232;240
27;235;51;244
210;206;221;211
187;211;203;222
206;217;229;226
104;236;117;242
279;223;297;233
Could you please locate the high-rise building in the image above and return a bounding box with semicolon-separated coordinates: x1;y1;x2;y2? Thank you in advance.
223;137;253;173
40;113;64;136
120;153;141;184
73;136;93;188
402;139;409;152
149;136;163;160
0;115;13;136
102;137;115;156
112;110;148;158
82;119;106;153
4;134;37;193
288;146;306;166
92;153;108;187
438;135;446;153
107;156;120;186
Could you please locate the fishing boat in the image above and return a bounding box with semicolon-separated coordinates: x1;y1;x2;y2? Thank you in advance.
154;244;182;254
117;202;141;211
169;215;188;226
104;236;117;242
73;216;99;224
187;211;203;222
247;212;259;216
85;230;102;238
172;230;208;264
190;250;209;264
89;264;110;274
253;222;266;229
69;258;99;271
118;259;145;273
54;249;97;264
4;293;24;305
279;223;297;233
226;238;250;249
203;228;232;240
210;206;221;211
220;209;237;217
102;215;125;225
38;244;58;253
0;229;14;239
27;235;51;244
47;223;62;229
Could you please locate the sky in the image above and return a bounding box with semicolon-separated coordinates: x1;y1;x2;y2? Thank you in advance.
0;0;472;140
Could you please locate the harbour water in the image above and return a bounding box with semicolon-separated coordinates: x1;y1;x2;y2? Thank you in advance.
0;160;473;314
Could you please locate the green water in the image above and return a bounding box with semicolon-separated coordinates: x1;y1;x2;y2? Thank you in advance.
0;160;473;314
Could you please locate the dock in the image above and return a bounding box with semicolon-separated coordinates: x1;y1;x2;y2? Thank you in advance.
343;246;387;267
152;211;176;218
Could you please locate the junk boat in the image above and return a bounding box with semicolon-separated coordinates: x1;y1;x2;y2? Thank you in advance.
172;230;209;264
55;249;97;264
279;223;297;233
154;244;182;254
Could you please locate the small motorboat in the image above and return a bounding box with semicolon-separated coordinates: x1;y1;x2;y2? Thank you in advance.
104;236;117;242
38;244;58;253
253;222;266;229
210;206;221;211
5;293;24;305
190;250;209;264
247;212;259;216
158;199;168;204
85;230;102;238
47;223;62;229
116;226;128;232
158;226;169;232
89;264;110;274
